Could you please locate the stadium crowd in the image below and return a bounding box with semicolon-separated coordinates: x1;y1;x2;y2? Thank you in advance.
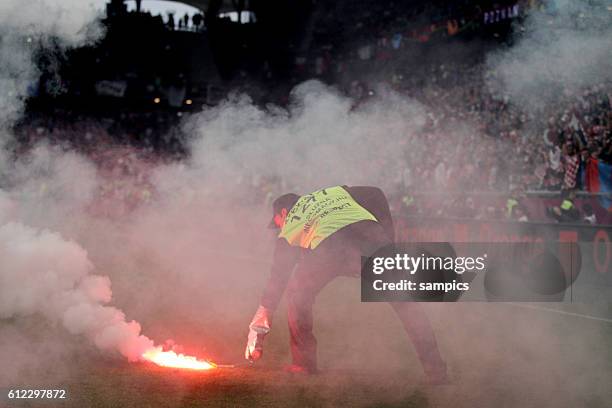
10;0;611;224
11;109;186;218
377;62;611;224
13;59;611;224
290;0;612;224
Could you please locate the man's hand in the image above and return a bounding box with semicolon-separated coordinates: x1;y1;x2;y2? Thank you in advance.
245;305;272;361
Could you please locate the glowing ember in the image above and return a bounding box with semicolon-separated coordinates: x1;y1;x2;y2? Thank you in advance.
142;347;216;370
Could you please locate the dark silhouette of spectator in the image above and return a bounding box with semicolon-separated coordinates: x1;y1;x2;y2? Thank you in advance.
193;13;203;30
167;13;175;30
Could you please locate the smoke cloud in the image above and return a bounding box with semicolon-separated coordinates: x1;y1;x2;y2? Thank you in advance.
0;0;103;130
487;0;612;108
0;0;156;382
175;83;425;193
0;222;153;361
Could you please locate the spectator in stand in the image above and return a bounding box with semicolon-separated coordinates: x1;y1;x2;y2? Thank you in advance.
562;141;580;189
193;13;204;31
513;204;529;222
167;13;175;30
505;186;526;220
582;202;597;224
547;189;580;223
455;196;478;219
401;193;418;216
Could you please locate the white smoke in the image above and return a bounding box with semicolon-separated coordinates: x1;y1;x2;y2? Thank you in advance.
176;82;426;195
0;0;156;371
8;144;99;228
0;222;153;361
0;0;103;130
487;0;612;107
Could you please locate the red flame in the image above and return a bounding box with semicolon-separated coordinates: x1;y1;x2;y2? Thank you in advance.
142;346;216;370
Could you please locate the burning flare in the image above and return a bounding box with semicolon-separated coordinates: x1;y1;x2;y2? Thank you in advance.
142;347;216;370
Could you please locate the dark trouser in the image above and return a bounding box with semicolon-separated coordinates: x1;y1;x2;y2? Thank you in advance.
286;221;446;375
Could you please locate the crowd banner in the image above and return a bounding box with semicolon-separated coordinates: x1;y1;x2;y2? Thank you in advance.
483;4;520;24
95;80;127;98
585;158;612;209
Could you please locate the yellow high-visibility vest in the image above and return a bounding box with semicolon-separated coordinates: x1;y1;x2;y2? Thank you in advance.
506;198;518;217
279;186;378;249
